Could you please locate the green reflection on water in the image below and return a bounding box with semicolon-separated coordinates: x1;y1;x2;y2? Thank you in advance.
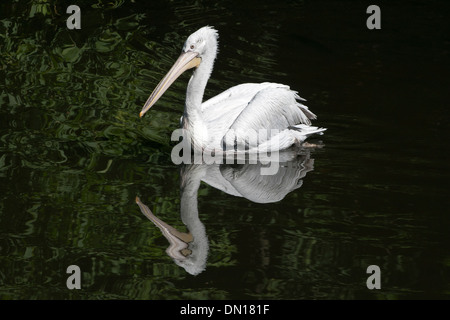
0;0;449;300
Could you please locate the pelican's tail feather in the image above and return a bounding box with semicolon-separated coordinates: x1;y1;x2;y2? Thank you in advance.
289;124;327;137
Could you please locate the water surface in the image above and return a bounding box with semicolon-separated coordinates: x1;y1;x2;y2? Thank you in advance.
0;0;449;299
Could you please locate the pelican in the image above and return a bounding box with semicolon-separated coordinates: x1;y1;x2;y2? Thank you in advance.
140;26;326;153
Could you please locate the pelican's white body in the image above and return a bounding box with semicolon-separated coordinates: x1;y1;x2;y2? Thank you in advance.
142;26;326;152
198;82;325;153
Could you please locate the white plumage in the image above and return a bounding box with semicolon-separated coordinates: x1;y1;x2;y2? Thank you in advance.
140;26;326;153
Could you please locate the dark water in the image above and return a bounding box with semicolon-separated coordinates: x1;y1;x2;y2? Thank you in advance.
0;0;449;300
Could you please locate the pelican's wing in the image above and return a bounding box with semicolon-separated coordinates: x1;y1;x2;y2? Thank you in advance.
227;84;315;131
217;85;322;151
202;83;316;150
202;82;281;112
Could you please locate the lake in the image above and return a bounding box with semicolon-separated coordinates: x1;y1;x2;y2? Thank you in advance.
0;0;449;299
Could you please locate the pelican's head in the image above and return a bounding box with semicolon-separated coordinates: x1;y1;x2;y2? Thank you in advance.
140;26;219;117
182;26;218;60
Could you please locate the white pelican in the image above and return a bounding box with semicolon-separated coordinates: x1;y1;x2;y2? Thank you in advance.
140;26;326;153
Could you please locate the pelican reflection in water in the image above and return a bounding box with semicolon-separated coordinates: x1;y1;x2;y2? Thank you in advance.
136;149;316;275
140;26;326;154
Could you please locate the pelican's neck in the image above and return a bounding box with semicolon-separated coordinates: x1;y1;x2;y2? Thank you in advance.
185;68;207;114
183;47;217;125
182;47;217;149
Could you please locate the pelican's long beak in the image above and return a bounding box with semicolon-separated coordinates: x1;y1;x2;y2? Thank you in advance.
140;51;201;117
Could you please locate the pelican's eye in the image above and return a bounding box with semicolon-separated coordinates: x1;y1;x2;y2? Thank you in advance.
190;44;195;50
